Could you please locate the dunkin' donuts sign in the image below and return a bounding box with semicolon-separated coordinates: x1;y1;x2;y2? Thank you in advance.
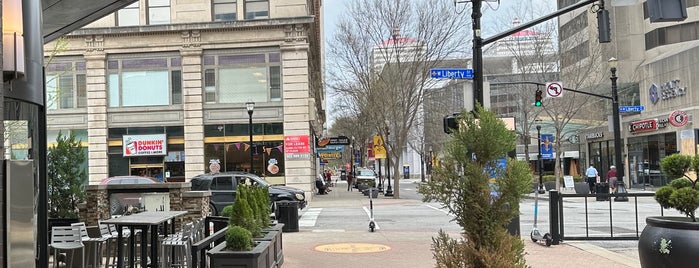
123;134;167;156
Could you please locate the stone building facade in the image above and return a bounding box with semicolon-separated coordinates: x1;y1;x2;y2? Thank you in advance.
44;0;325;194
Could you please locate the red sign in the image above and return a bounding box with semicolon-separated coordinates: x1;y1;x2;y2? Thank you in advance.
629;119;657;134
367;142;375;161
284;135;310;154
669;110;689;127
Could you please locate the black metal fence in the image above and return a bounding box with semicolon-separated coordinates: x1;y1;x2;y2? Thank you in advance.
548;190;662;244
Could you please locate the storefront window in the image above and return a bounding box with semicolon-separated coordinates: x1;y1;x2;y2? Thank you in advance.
108;56;183;107
203;51;281;103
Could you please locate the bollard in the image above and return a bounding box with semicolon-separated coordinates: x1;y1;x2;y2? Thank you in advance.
548;190;561;245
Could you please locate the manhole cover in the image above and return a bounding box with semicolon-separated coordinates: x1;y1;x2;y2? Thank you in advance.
314;243;391;254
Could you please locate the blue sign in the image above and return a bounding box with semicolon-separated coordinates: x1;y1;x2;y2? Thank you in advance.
540;134;554;160
619;106;645;113
316;145;345;153
430;68;474;79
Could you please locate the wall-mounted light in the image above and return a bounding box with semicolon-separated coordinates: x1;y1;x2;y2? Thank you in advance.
3;0;25;82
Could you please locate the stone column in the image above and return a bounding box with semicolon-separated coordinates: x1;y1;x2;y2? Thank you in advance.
281;36;314;194
85;50;109;184
181;46;205;180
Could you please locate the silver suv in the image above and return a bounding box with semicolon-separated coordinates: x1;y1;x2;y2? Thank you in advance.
190;172;306;216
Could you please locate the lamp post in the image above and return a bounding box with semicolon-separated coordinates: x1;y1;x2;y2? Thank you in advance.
609;57;628;202
428;146;433;179
420;143;426;183
536;124;544;194
246;101;255;175
351;136;356;176
385;123;394;196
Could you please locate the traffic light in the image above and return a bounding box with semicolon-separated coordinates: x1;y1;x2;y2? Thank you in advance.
443;114;458;134
535;89;543;107
597;9;611;43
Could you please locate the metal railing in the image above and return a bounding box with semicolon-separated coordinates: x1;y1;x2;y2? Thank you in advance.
191;216;228;268
548;190;661;244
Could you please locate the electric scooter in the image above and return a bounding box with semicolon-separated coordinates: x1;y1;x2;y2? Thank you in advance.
368;186;376;232
530;186;552;246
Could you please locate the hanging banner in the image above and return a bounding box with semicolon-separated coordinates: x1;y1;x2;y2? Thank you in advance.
123;134;167;157
373;135;386;159
540;134;554;160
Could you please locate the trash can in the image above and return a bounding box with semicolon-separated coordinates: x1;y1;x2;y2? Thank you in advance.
276;201;299;232
595;182;610;201
340;170;347;181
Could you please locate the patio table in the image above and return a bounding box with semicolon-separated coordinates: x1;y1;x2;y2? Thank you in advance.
102;210;188;268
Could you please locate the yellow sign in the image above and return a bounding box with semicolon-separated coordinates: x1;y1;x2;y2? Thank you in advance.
373;135;386;159
313;243;391;254
318;152;341;159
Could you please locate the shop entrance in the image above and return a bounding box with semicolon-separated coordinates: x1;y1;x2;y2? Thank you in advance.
130;156;164;182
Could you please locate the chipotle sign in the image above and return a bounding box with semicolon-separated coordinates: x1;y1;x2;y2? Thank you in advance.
629;119;657;134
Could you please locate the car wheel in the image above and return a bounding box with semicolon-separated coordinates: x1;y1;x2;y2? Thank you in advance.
209;204;218;216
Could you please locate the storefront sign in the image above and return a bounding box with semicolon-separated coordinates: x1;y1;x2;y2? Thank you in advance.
318;152;341;159
316;145;345;153
284;135;310;154
584;132;604;140
123;134;167;156
629;119;657;134
316;136;351;147
649;80;687;104
669;110;689;127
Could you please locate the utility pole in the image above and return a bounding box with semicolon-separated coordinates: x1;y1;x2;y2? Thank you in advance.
472;0;484;108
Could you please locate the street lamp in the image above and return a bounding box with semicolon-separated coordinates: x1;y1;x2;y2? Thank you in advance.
385;122;394;196
246;101;255;175
351;136;356;176
609;57;628;202
428;146;433;178
420;143;426;183
536;124;545;194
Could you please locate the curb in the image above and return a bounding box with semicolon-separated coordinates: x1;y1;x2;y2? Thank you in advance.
566;241;641;268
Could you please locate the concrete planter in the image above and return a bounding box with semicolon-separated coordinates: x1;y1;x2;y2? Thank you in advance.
208;240;273;268
639;216;699;268
260;223;285;267
574;182;590;194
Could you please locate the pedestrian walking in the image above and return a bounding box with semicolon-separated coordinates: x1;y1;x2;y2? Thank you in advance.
347;171;353;191
586;164;598;194
607;166;618;193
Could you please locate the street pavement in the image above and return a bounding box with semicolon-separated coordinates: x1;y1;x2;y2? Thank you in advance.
282;179;643;268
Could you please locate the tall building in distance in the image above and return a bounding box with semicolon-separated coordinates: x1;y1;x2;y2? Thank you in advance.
43;0;325;193
370;28;426;71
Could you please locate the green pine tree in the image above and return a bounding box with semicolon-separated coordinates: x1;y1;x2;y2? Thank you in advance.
48;130;87;218
229;185;261;237
418;105;532;267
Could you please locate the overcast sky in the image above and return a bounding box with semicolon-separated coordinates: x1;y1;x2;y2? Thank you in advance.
322;0;557;124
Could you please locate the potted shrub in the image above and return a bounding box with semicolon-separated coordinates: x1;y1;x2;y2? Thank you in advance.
638;154;699;267
207;185;273;268
418;107;531;267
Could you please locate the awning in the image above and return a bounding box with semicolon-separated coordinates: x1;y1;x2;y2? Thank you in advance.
42;0;138;43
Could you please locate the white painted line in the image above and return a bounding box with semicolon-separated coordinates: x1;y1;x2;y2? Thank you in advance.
425;204;452;216
299;208;322;227
311;229;346;233
362;206;381;230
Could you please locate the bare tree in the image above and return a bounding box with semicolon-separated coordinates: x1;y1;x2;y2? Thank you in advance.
327;0;469;198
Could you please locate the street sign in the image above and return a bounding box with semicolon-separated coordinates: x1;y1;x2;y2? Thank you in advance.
430;68;474;79
545;82;563;98
619;106;645;113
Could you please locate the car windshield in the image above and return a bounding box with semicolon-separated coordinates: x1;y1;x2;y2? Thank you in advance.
358;170;375;176
248;175;271;187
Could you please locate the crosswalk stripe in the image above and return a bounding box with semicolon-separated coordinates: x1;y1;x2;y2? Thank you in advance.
299;208;322;227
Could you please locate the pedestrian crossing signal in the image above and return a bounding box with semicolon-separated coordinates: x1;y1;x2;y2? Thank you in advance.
535;89;543;107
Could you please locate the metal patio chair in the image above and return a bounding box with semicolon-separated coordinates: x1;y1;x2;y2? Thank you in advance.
50;226;85;268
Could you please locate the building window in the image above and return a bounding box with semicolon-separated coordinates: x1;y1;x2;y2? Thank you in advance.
117;1;140;26
213;0;236;21
148;0;170;25
46;61;87;109
203;52;282;103
107;56;183;107
245;0;269;20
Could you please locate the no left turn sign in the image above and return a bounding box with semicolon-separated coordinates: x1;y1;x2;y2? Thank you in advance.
546;82;563;98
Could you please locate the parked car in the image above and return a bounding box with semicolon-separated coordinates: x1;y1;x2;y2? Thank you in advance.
100;176;160;215
190;171;307;216
354;168;377;189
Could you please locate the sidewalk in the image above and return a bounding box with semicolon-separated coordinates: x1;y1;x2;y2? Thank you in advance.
287;180;640;268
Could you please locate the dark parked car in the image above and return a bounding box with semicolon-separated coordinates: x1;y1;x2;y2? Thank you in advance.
190;171;307;216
